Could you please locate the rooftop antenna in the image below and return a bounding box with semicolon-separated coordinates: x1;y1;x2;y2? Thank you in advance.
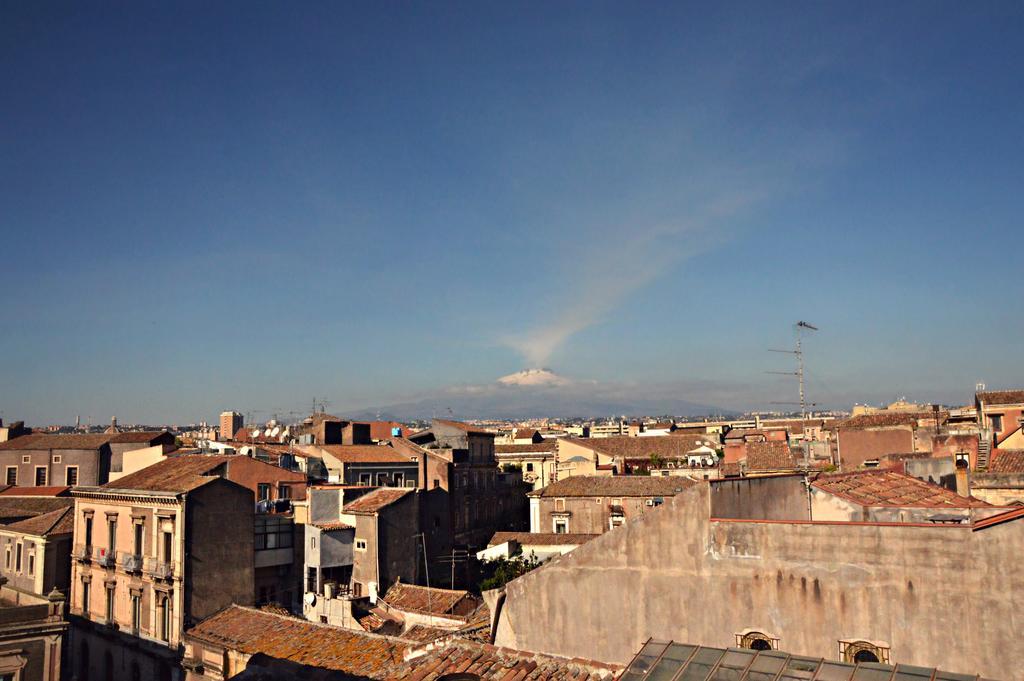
767;321;818;420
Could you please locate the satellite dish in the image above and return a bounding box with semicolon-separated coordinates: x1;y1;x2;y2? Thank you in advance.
304;592;317;606
271;426;281;437
264;428;273;437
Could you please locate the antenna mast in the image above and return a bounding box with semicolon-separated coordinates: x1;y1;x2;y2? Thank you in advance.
768;321;818;419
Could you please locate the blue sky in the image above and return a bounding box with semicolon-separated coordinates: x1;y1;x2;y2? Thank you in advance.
2;2;1022;424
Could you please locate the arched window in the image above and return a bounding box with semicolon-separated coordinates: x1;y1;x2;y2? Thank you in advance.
737;631;777;650
840;640;889;664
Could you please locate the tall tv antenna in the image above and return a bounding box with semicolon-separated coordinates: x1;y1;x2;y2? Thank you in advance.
767;321;819;419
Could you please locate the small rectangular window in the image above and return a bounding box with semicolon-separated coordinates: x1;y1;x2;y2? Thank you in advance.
52;455;62;464
106;587;115;623
4;467;15;486
257;483;271;501
359;473;371;486
66;467;79;486
278;484;291;499
34;467;47;486
355;539;367;551
15;543;22;572
28;553;35;576
21;455;30;464
81;580;90;615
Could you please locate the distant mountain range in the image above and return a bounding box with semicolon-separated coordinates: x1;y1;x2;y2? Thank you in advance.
344;369;730;421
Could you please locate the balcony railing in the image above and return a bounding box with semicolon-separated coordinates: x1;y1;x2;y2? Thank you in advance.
144;557;176;580
118;552;143;574
73;544;92;562
93;547;116;569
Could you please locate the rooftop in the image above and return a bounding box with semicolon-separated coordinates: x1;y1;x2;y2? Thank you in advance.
3;506;74;536
0;486;71;497
311;521;354;531
568;435;718;460
187;605;407;679
619;639;991;681
387;639;618;681
977;389;1024;406
745;441;798;471
831;412;945;430
488;532;599;547
495;443;556;454
811;470;991;508
988;449;1024;474
99;454;229;494
0;433;112;451
342;487;413;514
0;497;72;522
315;445;414;464
381;582;477;617
533;476;695;498
432;419;495;436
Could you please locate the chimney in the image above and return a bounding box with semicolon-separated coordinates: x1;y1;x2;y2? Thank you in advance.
955;464;971;498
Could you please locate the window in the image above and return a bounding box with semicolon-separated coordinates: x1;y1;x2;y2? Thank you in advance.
81;579;90;615
307;567;317;593
737;631;777;650
555;498;565;512
254;515;293;550
158;596;170;642
131;594;141;633
358;473;371;486
5;467;16;486
34;466;47;486
28;552;35;576
107;518;117;553
991;414;1004;432
21;456;30;464
257;483;271;501
393;473;405;487
84;516;93;547
355;539;367;551
105;586;115;623
278;484;291;500
526;463;534;472
162;531;172;562
133;523;144;556
553;518;568;534
66;467;79;486
839;640;889;664
376;472;389;486
433;479;440;489
3;547;9;569
15;543;22;572
53;455;62;464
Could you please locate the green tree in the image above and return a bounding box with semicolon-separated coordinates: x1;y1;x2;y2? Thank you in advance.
478;552;541;591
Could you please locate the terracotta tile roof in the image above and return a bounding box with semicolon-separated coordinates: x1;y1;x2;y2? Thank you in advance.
534;476;695;498
316;445;414;464
514;429;540;440
745;441;798;471
187;605;407;678
3;506;74;536
382;582;477;617
724;428;766;441
108;431;172;444
488;532;599;547
433;419;495;436
401;625;451;644
369;421;406;441
830;412;946;430
988;449;1024;474
0;497;72;521
567;435;717;460
0;486;71;496
812;470;991;508
495;443;556;454
977;389;1024;406
311;521;354;531
0;433;112;450
101;454;230;494
385;639;619;681
343;487;413;514
720;462;742;477
359;612;387;633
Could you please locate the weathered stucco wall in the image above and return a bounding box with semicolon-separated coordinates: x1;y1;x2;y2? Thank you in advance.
709;475;809;521
494;484;1024;679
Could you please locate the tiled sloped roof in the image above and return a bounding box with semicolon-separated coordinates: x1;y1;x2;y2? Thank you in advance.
514;429;539;440
187;605;407;678
311;521;354;531
0;497;72;521
317;445;413;463
568;435;717;460
0;486;71;496
831;412;946;430
488;532;599;547
977;390;1024;406
724;429;766;441
812;470;991;508
382;582;476;617
4;506;74;536
385;640;619;681
495;443;556;454
400;625;451;644
101;455;229;493
343;488;412;514
369;421;406;441
535;476;694;498
745;441;798;471
433;419;495;436
0;433;112;450
989;449;1024;474
108;431;172;444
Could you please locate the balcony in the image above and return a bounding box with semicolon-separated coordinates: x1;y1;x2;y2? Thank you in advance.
144;557;176;580
73;544;92;563
118;552;143;574
93;547;116;569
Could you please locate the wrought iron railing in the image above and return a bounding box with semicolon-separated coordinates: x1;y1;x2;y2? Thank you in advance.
92;546;115;568
118;551;143;573
72;543;92;562
144;557;176;580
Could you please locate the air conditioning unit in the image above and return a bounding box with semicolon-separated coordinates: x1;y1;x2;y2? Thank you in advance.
645;499;655;507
